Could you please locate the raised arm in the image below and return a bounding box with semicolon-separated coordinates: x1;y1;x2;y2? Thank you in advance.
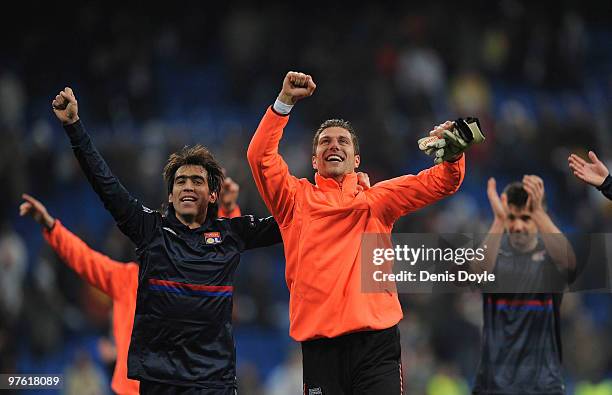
19;194;134;298
52;87;158;247
247;72;316;227
467;178;506;275
366;121;466;225
367;164;464;227
523;175;576;275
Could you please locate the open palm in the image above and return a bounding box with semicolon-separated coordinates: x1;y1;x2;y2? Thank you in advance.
568;151;609;187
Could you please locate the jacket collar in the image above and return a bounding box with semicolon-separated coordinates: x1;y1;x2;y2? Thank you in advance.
314;172;358;195
165;205;212;232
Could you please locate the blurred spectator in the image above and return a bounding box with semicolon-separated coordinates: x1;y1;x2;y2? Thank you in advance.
64;349;108;395
426;365;470;395
0;223;27;320
0;72;26;128
265;346;302;395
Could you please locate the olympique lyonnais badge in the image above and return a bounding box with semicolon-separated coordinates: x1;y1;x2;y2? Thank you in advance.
204;232;222;245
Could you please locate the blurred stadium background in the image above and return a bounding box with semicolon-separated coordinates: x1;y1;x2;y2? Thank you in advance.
1;2;611;394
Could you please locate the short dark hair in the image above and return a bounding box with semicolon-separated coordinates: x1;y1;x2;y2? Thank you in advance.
312;119;360;156
503;182;547;210
163;145;224;219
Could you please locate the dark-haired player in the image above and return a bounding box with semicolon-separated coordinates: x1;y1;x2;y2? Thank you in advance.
52;87;281;394
469;176;576;395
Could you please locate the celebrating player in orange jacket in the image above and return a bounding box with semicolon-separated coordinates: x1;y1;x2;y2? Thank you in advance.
20;193;140;395
19;187;243;395
247;71;466;394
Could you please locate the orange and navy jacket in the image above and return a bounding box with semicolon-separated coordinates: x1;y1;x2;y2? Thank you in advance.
248;107;465;341
43;220;139;395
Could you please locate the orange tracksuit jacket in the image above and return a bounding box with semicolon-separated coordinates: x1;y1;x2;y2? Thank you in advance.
42;205;240;394
43;220;139;395
247;107;466;341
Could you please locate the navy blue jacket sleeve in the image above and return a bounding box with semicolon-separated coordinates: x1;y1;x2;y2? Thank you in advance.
63;120;159;247
597;175;612;201
230;215;282;251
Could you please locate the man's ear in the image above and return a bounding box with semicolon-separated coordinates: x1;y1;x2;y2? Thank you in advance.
312;155;318;170
209;191;218;204
354;154;360;169
168;193;172;203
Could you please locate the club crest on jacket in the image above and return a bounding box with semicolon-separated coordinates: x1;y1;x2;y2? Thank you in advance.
204;232;222;245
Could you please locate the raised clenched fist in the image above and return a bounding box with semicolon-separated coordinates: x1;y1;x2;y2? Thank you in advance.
278;71;316;105
52;87;79;125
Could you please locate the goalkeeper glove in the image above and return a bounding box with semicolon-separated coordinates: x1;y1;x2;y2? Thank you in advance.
418;117;485;164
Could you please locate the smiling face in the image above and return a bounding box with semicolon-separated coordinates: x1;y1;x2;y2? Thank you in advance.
312;126;360;181
168;165;217;225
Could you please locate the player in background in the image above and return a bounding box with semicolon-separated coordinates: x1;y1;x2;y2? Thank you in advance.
218;177;241;218
468;176;576;395
20;193;140;395
18;180;244;394
568;151;612;200
247;71;481;394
